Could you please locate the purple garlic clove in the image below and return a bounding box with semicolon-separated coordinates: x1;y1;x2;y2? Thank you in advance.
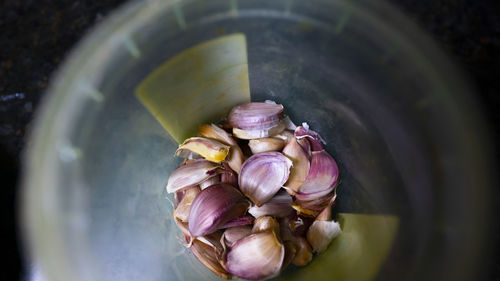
248;190;294;218
166;160;222;193
188;183;249;237
228;102;284;131
224;230;285;280
239;152;292;206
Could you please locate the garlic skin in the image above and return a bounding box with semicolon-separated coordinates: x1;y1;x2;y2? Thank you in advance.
198;124;244;173
190;239;231;280
292;237;313;266
166;160;222;193
248;190;294;218
224;231;285;280
294;124;325;151
173;186;201;222
248;137;285;154
176;137;230;162
282;137;310;192
239;152;292;206
188;183;249;237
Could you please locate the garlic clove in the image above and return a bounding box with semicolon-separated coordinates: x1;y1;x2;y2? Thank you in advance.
306;220;341;254
297;150;339;200
232;121;286;140
173;186;201;222
166;160;222;193
190;239;231;280
306;205;341;253
248;190;294;218
282;241;297;270
174;219;191;244
252;216;280;235
176;137;230;163
199;175;221;190
248;137;285;154
222;226;252;248
188;183;250;237
294;191;337;214
221;215;254;228
292;237;313;266
282;137;310;192
197;230;225;254
239;152;292;206
199;124;244;173
274;130;295;144
228;102;284;131
224;231;285;280
198;124;237;146
220;162;238;187
294;123;326;151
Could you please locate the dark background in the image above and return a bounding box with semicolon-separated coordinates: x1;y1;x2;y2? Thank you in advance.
1;0;499;280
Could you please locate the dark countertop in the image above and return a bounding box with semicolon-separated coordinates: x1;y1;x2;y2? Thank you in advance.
1;0;499;280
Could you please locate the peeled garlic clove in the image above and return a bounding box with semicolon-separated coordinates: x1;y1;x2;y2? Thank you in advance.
221;162;238;187
239;152;292;206
294;123;325;151
282;137;310;192
223;226;252;248
199;124;244;173
173;186;201;222
224;231;285;280
292;237;313;266
188;183;250;237
297;150;339;200
248;137;285;154
306;206;341;253
274;130;295;144
248;190;294;218
232;121;286;140
166;160;222;193
228;102;284;130
222;216;254;228
190;239;231;280
282;241;297;270
252;216;280;235
199;175;221;190
176;137;230;163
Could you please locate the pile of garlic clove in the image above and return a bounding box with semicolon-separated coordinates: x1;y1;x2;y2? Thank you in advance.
166;101;341;280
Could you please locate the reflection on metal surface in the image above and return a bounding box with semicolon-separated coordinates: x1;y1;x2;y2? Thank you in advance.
277;213;399;281
135;34;251;143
